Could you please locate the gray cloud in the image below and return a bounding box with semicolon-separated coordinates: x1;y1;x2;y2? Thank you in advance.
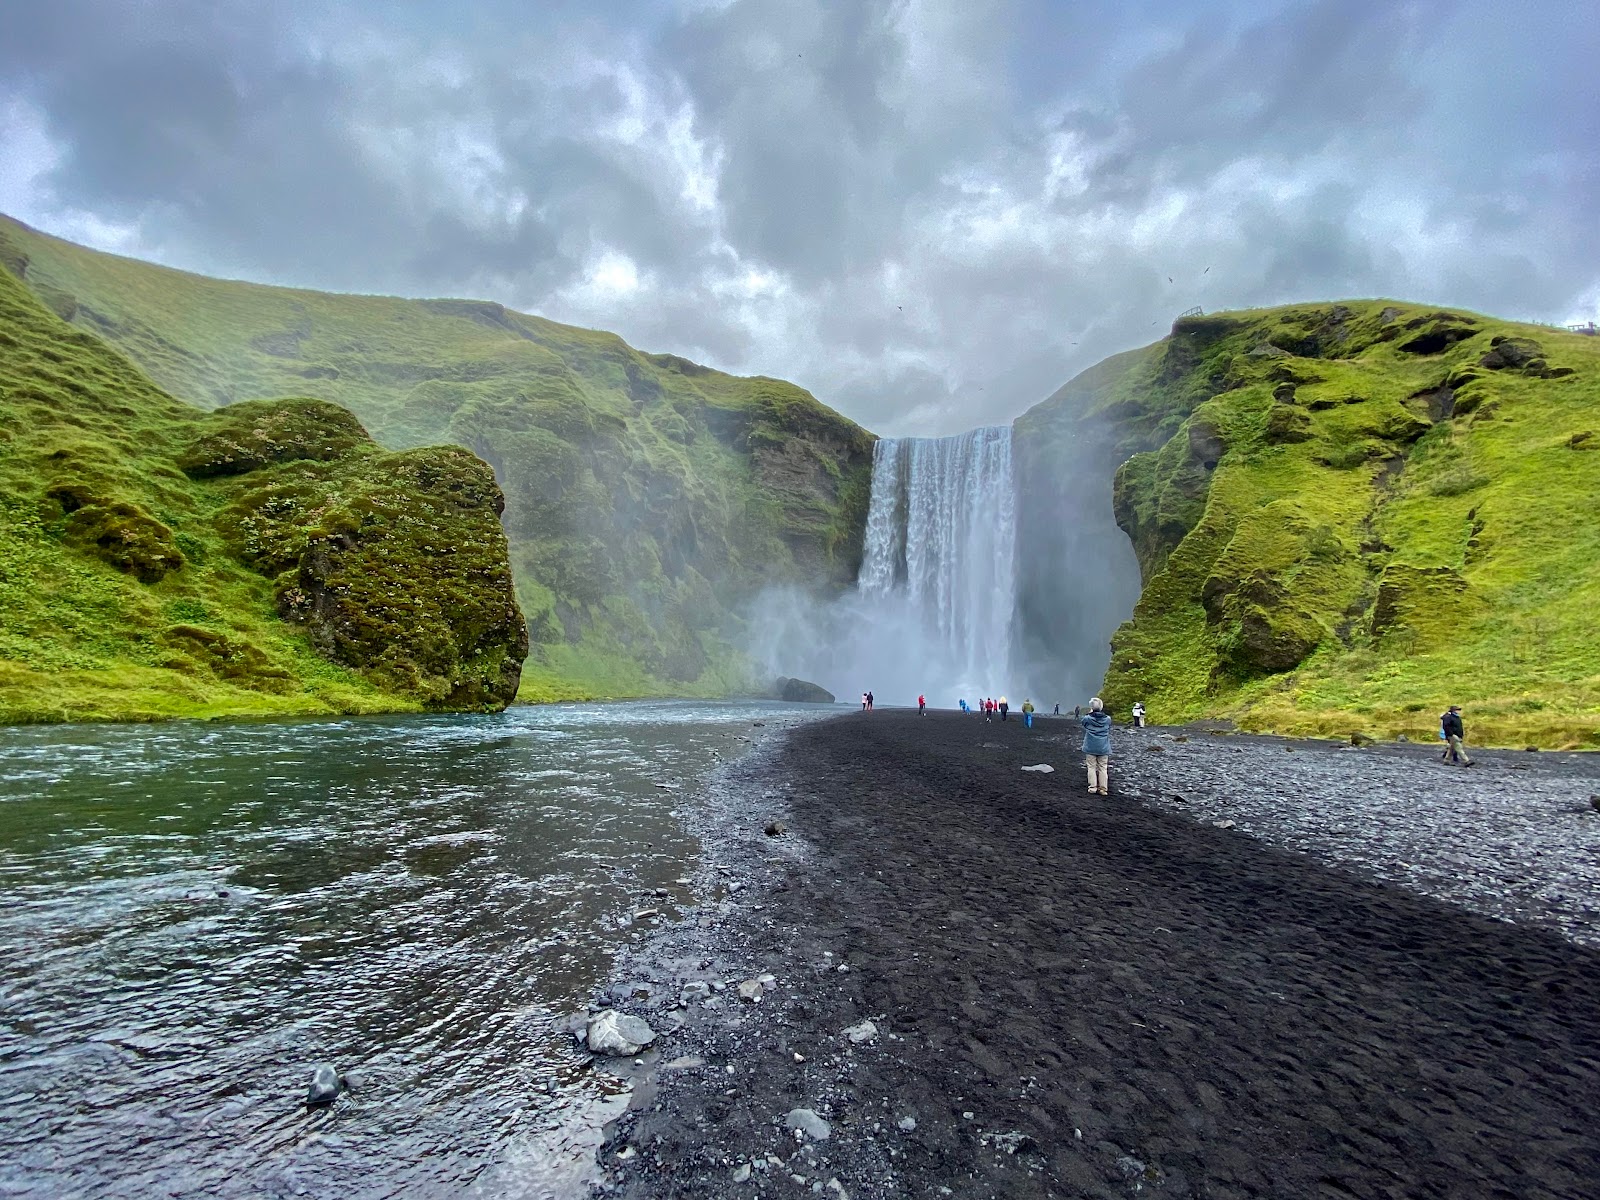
1;0;1597;435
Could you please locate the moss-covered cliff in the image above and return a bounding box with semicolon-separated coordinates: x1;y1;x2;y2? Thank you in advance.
0;216;876;702
0;264;525;723
1018;301;1600;747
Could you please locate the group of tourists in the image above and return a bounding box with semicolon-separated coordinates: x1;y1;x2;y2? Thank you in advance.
1064;698;1479;797
858;691;1478;789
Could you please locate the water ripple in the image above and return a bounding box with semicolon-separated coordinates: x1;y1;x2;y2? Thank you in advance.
0;699;826;1197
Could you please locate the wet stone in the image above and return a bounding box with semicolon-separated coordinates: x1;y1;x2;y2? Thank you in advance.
586;1010;657;1056
785;1108;831;1140
305;1064;343;1106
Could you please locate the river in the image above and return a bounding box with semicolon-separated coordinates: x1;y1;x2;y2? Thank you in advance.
0;700;821;1198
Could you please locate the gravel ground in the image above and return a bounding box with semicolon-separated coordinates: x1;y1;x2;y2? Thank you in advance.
579;713;1600;1199
1112;726;1600;947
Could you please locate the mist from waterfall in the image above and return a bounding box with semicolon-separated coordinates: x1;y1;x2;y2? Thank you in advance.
750;427;1021;707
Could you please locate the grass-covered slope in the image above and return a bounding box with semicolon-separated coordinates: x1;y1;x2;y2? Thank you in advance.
1019;301;1600;747
0;216;876;701
0;265;525;723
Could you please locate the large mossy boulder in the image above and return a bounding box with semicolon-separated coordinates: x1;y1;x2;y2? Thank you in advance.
214;436;527;711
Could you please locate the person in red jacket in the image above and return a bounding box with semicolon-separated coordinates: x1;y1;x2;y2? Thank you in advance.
917;694;926;715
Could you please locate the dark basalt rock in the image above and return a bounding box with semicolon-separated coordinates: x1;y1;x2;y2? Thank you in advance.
775;677;835;704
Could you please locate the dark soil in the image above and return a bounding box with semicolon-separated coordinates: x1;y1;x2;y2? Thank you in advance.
590;712;1600;1199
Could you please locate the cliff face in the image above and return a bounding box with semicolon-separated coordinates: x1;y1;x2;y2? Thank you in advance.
1020;301;1600;747
1013;348;1149;703
0;264;525;724
0;216;875;701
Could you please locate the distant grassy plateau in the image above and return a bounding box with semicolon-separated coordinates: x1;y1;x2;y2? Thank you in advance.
1;216;874;707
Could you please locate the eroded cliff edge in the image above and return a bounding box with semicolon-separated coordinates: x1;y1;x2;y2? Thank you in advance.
1016;302;1600;747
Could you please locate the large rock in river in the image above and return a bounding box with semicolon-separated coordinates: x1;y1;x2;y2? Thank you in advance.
775;676;835;704
586;1009;657;1056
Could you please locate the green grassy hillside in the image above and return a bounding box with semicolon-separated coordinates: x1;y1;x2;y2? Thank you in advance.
0;216;875;702
1018;301;1600;747
0;264;525;723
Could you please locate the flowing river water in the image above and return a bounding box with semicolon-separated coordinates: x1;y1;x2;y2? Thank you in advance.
0;701;821;1199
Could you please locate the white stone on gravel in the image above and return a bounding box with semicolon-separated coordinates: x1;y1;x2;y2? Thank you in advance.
842;1020;878;1044
737;979;765;1002
679;981;712;1006
586;1010;656;1056
897;1116;917;1132
785;1108;831;1140
1020;764;1055;773
731;1163;751;1182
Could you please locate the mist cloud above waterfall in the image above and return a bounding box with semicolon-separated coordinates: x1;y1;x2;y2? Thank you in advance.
3;0;1597;434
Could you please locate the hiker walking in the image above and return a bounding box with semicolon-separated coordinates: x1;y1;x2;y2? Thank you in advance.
1052;702;1060;716
918;693;926;716
866;691;875;712
1440;704;1474;765
1021;698;1035;728
861;692;868;712
1132;701;1146;729
1080;697;1112;795
998;696;1009;721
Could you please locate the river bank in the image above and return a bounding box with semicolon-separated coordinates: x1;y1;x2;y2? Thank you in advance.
590;710;1600;1198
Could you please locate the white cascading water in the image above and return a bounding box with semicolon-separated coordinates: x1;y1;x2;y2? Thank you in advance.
856;426;1018;701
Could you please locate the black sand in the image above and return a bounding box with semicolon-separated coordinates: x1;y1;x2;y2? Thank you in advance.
594;712;1600;1198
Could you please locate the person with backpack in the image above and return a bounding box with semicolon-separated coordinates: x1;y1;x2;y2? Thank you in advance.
1440;705;1473;765
1021;698;1035;728
998;696;1009;721
1132;701;1146;728
1079;698;1113;795
918;693;926;716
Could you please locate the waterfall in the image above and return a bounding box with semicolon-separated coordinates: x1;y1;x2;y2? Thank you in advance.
856;427;1018;700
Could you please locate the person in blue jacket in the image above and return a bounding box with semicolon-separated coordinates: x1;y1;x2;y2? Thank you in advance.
1079;697;1113;795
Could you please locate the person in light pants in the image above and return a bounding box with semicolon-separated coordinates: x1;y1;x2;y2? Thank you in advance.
1079;697;1113;795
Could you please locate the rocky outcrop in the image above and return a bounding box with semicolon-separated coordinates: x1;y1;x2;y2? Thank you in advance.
1016;299;1600;745
775;676;835;704
212;436;527;711
0;252;527;723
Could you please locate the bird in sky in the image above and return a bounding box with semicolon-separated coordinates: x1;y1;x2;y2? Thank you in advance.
1204;266;1211;274
1167;276;1173;283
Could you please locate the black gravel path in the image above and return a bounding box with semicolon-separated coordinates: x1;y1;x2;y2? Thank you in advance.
593;712;1600;1199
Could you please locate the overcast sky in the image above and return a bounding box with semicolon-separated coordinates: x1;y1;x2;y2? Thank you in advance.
2;0;1596;435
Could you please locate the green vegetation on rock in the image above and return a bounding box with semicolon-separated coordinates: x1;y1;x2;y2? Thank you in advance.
0;263;525;723
1019;301;1600;747
0;216;876;703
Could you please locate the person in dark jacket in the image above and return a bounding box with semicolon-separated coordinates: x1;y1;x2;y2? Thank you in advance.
1440;705;1473;765
1079;697;1113;794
